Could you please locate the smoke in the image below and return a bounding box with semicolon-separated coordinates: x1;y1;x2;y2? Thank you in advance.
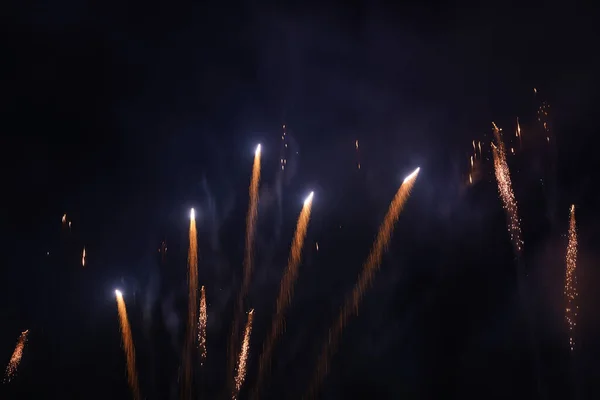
161;291;181;354
200;174;235;252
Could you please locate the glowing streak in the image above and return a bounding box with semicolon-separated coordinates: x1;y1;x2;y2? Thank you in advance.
470;156;474;168
491;124;523;253
307;167;419;397
4;329;29;383
565;205;578;351
355;140;359;149
82;247;86;267
469;174;472;185
472;140;476;152
228;146;261;389
198;286;208;364
478;141;482;157
115;292;140;400
232;310;254;400
182;211;198;399
252;193;314;398
62;214;67;223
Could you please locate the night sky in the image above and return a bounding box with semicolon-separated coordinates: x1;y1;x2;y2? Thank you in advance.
2;2;600;399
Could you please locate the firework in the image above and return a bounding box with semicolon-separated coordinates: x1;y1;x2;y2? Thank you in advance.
307;167;420;398
233;310;254;400
82;247;86;267
61;213;67;224
253;192;314;399
565;205;578;351
115;290;140;400
491;124;523;253
198;285;208;364
228;145;262;389
4;329;29;383
182;208;198;399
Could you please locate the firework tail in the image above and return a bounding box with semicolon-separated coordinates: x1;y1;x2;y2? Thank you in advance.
252;193;314;399
233;310;255;400
491;125;545;399
305;168;419;398
565;206;581;398
182;210;198;400
3;329;29;383
228;146;261;392
116;292;141;400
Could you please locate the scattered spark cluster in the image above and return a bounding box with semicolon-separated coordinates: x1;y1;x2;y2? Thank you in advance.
4;329;29;383
308;167;420;398
253;191;314;398
491;123;523;253
198;286;207;364
280;125;288;170
115;291;140;400
233;310;254;400
565;205;578;351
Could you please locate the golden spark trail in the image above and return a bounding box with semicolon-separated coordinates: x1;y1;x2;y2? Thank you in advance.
252;192;314;399
565;205;578;351
306;168;420;398
182;208;198;400
4;329;29;383
198;285;208;364
115;291;140;400
491;124;523;253
228;145;261;389
233;310;254;400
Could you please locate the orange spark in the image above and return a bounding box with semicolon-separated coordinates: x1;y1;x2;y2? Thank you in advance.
565;205;578;351
182;209;198;400
4;329;29;383
115;291;140;400
253;192;314;398
233;310;254;400
307;167;420;398
198;285;207;364
491;124;523;254
228;145;261;389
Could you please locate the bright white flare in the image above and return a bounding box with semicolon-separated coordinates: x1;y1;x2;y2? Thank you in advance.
304;191;314;206
115;289;122;297
255;144;262;156
190;208;195;220
403;167;420;184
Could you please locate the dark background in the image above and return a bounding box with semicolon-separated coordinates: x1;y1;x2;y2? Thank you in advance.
1;2;599;399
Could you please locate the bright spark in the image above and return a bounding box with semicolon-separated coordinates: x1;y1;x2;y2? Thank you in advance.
115;289;122;297
304;191;314;206
82;247;86;267
190;208;195;220
403;167;420;184
255;144;262;156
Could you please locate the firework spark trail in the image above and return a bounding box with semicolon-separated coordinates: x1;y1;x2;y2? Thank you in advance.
565;205;578;351
182;208;198;400
115;291;140;400
198;285;208;364
491;123;523;254
252;192;314;399
233;310;254;400
306;168;419;398
82;247;86;267
4;329;29;383
228;145;261;389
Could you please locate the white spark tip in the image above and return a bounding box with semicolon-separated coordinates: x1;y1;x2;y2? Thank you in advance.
304;191;314;206
255;144;261;156
115;289;122;297
403;167;420;183
190;208;195;220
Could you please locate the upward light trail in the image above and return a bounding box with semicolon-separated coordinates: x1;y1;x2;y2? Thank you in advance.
182;208;198;400
228;144;262;390
232;310;255;400
115;290;140;400
565;205;578;351
306;167;420;398
253;191;314;399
